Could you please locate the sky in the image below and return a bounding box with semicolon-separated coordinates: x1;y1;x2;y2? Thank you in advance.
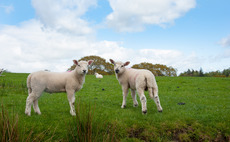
0;0;230;74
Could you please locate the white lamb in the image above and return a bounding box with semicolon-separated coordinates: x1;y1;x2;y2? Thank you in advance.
0;68;5;76
110;59;163;114
25;60;94;116
95;73;103;78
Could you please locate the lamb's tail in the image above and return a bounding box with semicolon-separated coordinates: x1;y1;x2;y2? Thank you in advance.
27;74;32;94
146;75;158;98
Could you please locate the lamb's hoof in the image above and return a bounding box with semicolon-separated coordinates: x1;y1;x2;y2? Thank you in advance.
70;113;76;116
133;104;138;107
158;108;163;112
25;111;31;116
36;112;41;115
121;105;126;109
70;110;76;116
142;110;147;114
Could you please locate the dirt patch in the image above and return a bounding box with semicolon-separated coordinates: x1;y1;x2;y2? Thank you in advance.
128;127;145;140
126;123;230;142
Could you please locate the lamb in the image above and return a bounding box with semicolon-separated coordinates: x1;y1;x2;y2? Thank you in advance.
110;59;163;114
25;60;94;116
0;68;5;76
95;73;103;78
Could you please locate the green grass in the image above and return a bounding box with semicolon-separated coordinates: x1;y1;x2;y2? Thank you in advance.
0;73;230;141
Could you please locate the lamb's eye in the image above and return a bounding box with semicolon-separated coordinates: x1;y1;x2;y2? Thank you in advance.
121;65;124;67
78;65;81;67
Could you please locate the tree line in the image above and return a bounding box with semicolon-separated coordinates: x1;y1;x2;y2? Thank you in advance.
179;68;230;77
2;55;228;77
68;55;177;76
68;55;230;77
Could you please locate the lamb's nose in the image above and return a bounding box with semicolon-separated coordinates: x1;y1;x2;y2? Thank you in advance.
115;69;119;73
83;70;86;73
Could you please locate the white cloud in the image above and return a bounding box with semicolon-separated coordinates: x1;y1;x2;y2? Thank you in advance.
0;5;14;14
0;20;200;73
219;35;230;47
106;0;196;32
0;19;222;74
0;20;88;72
0;20;134;73
31;0;97;35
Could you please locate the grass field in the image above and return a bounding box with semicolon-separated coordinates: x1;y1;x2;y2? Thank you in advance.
0;73;230;141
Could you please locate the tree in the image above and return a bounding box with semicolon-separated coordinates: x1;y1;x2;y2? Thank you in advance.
199;68;204;77
180;67;230;77
131;62;177;77
223;68;230;77
68;55;114;75
187;69;191;76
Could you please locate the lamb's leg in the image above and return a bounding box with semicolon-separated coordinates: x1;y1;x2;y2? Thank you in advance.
121;85;129;108
152;87;163;112
25;93;35;116
67;91;76;116
137;88;147;114
25;90;42;116
33;99;41;115
131;89;138;107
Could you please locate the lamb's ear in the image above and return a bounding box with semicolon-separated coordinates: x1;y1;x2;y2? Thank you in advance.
88;60;94;65
110;59;115;65
73;60;78;65
124;61;130;66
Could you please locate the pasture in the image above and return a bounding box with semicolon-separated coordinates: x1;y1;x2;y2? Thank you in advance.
0;73;230;141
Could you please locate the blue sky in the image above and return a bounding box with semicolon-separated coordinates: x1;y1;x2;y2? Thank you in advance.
0;0;229;73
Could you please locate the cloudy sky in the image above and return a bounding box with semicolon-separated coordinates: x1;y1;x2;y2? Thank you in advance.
0;0;229;74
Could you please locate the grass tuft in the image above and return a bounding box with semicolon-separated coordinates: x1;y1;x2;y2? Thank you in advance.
0;104;57;142
67;101;118;142
0;104;19;142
